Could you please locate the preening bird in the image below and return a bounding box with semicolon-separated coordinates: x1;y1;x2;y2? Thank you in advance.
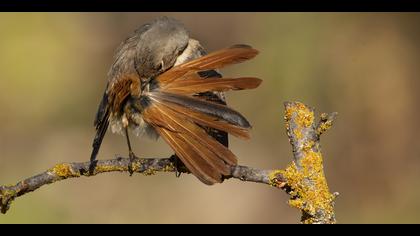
90;17;262;185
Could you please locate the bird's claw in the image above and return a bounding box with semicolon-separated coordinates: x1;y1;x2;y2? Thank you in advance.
171;155;184;178
128;151;136;176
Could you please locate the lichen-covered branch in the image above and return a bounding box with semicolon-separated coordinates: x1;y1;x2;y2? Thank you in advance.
0;101;338;224
282;101;337;224
0;156;286;214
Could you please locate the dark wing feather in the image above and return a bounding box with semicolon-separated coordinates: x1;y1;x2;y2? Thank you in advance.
154;100;251;140
148;91;252;128
91;115;109;162
91;85;110;162
90;74;139;162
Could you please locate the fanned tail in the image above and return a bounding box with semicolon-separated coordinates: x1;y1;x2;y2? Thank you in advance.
149;91;252;128
143;103;237;184
139;44;262;185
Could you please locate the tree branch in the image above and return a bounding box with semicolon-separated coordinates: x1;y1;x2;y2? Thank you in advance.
283;101;338;223
0;101;338;223
0;157;287;214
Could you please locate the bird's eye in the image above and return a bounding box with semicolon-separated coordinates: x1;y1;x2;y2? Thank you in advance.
156;61;164;71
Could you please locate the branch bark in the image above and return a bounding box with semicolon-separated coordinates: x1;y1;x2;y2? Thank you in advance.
283;101;338;223
0;157;287;214
0;101;337;223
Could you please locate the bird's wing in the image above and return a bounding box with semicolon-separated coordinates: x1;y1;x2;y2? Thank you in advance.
91;28;142;163
91;73;139;162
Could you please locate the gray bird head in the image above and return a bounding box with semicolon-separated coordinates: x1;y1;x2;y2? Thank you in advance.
134;17;190;79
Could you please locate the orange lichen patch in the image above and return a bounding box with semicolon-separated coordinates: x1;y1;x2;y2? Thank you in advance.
50;163;80;178
283;149;335;222
0;188;17;201
87;160;175;176
303;141;316;152
95;164;126;173
0;187;17;214
162;162;176;172
283;102;335;223
129;160;144;173
293;129;303;140
317;120;333;135
268;170;286;188
141;162;176;175
141;168;157;176
285;102;314;129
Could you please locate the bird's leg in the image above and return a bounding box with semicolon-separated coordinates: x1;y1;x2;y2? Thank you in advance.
174;155;181;178
125;128;136;176
170;154;187;178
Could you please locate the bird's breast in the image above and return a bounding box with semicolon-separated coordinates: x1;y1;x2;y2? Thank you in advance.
109;95;159;140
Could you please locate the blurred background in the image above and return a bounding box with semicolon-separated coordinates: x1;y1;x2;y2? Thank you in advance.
0;13;420;223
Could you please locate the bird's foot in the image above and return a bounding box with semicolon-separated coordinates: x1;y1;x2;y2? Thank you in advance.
170;155;186;178
88;160;98;175
128;151;137;176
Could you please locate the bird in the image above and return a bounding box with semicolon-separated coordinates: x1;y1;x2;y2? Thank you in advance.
90;16;262;185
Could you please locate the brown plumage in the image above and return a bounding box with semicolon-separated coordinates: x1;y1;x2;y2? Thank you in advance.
158;45;259;85
139;45;262;184
162;76;261;95
91;31;262;184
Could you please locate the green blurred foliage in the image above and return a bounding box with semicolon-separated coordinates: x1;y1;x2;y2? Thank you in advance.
1;13;420;223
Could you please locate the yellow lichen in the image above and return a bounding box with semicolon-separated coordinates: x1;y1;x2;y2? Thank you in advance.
285;102;314;128
2;184;15;188
130;161;143;173
283;102;336;223
284;110;293;121
162;163;175;172
283;148;334;221
289;198;304;209
50;163;80;178
303;141;316;152
296;108;314;128
0;188;17;213
142;168;156;176
268;170;284;187
317;121;333;134
301;216;316;224
285;102;315;149
94;165;126;173
293;129;303;140
1;188;16;199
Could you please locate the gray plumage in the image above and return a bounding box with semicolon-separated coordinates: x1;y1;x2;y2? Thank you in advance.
91;17;229;163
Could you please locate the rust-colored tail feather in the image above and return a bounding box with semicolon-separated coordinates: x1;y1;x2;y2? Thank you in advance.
157;44;259;85
149;91;252;128
143;104;236;184
157;101;251;140
162;76;262;95
158;128;224;185
144;104;237;165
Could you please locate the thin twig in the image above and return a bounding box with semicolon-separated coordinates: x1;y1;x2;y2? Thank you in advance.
0;156;286;214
